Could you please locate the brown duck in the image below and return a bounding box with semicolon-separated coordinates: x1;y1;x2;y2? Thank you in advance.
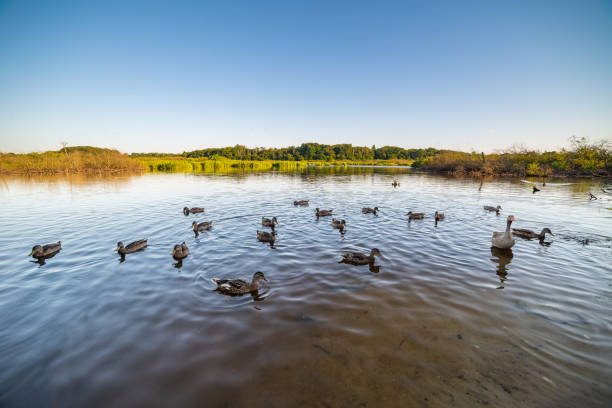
512;228;553;240
407;211;425;220
211;272;269;295
316;208;333;217
183;207;204;215
30;241;62;259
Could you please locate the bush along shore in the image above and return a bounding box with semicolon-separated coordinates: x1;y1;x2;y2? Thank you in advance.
0;146;145;174
411;137;611;177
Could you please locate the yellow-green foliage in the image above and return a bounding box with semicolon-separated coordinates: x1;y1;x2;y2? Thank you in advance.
136;157;310;173
413;138;611;176
0;147;145;174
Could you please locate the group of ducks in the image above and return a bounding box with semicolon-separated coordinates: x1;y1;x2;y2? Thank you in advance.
483;205;554;249
29;181;555;295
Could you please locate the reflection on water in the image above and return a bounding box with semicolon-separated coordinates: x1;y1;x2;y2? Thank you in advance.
0;169;611;407
490;247;513;289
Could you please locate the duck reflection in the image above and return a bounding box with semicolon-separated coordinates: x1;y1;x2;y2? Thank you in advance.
490;247;513;289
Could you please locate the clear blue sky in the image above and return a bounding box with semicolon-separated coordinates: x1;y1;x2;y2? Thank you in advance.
0;0;610;153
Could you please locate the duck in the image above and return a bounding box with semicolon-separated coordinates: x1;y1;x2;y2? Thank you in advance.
392;180;400;187
362;207;378;215
407;211;425;220
211;271;269;295
172;241;190;260
533;185;540;194
257;230;276;243
262;217;278;228
294;200;309;206
331;218;346;231
316;208;333;217
30;241;62;259
512;227;553;241
339;248;382;265
183;207;204;215
484;205;502;214
434;211;445;221
117;239;147;255
192;221;212;236
491;215;516;249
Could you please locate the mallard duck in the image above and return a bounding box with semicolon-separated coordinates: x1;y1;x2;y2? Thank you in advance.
257;230;276;243
192;221;212;236
30;241;61;259
339;248;381;265
316;208;333;217
117;239;147;255
331;218;346;230
262;217;278;228
211;271;269;295
183;207;204;215
512;227;553;240
407;211;425;220
533;185;540;194
392;180;400;187
362;207;378;215
434;211;445;221
294;200;309;206
172;241;190;260
484;205;502;213
492;215;516;249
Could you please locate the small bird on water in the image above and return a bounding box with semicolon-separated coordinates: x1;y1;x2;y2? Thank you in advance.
211;271;269;295
30;241;62;259
117;239;147;255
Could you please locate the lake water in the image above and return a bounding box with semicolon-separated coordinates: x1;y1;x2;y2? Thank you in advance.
1;168;610;407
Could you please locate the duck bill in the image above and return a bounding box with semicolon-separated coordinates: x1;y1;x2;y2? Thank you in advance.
29;250;33;256
171;250;175;255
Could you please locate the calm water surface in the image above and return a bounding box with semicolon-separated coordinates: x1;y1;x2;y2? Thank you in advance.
0;169;611;407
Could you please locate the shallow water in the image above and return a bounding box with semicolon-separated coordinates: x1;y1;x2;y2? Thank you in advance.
1;169;611;407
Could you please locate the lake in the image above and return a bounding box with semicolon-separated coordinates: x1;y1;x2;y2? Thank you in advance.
0;168;610;407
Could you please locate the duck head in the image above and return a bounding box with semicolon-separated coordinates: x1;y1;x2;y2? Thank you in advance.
183;207;190;215
253;271;269;282
171;244;181;255
541;228;553;236
30;245;42;257
370;248;382;257
116;241;124;251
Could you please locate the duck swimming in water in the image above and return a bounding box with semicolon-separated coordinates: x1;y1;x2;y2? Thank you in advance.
316;208;333;217
262;217;278;228
484;205;502;214
117;239;147;255
211;271;269;295
362;207;378;215
392;180;400;187
340;248;382;265
192;221;212;236
492;215;516;249
533;185;540;194
183;207;204;215
294;200;309;206
331;218;346;231
512;227;553;241
172;242;190;260
30;241;62;259
257;230;276;243
407;211;425;220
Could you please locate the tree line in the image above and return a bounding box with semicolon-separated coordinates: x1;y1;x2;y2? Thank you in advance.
132;143;439;161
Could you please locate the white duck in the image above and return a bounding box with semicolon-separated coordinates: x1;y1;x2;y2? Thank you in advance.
491;215;516;249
